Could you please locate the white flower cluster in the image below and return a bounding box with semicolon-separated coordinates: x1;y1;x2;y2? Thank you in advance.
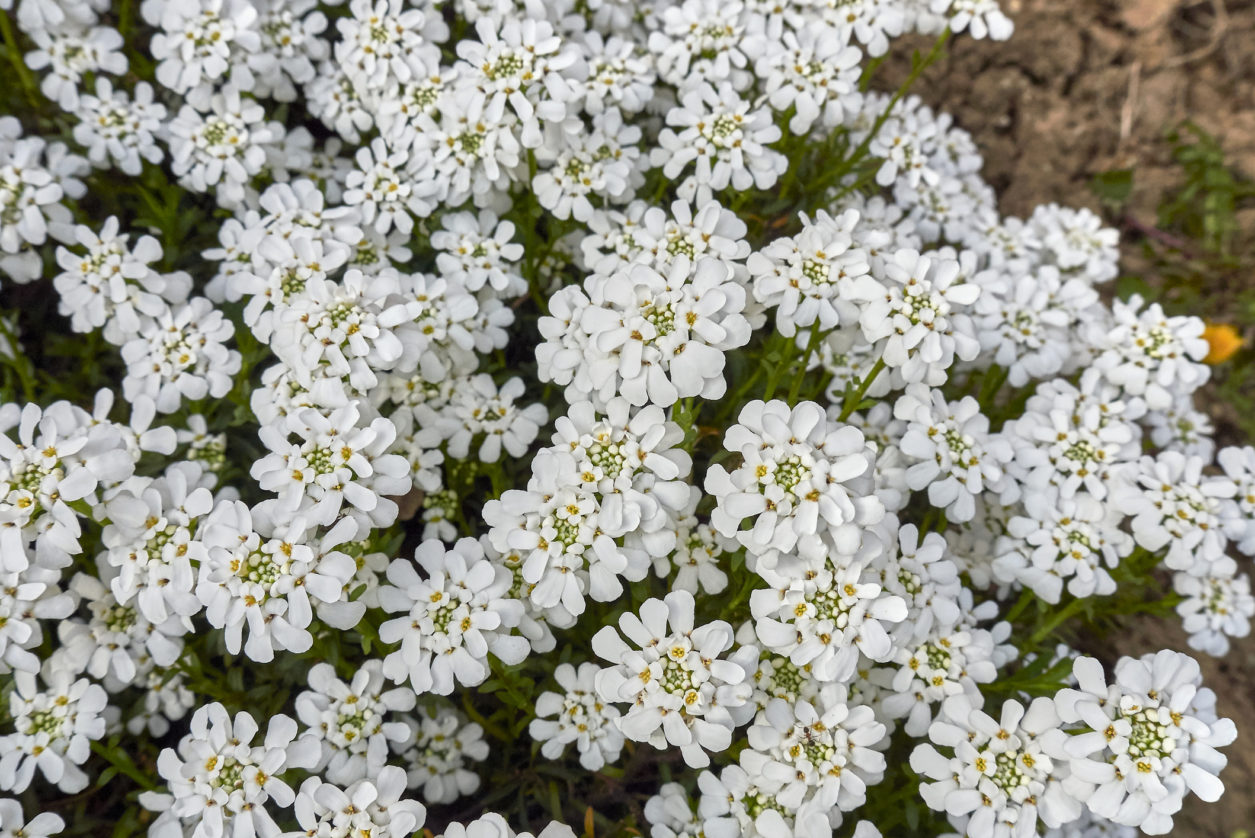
2;0;1252;837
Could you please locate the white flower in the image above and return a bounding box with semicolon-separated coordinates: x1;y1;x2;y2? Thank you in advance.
434;374;548;463
1007;373;1142;501
455;16;580;148
149;0;260;106
24;26;127;110
294;660;416;784
593;589;757;768
343;137;437;235
270;268;422;396
0;798;64;838
378;537;528;695
529;661;624;770
1092;296;1210;410
120;298;240;414
0;134;80;283
1145;398;1215;460
402;272;485;382
1029;203;1119;285
551;396;692;534
1112;452;1235;573
878;618;1002;736
1218;445;1255;555
894;384;1013;523
484;450;626;616
0;400;136;567
401;706;487;804
1056;652;1236;835
1174;561;1254;657
542;255;752;408
910;694;1080;838
645;782;704;838
286;767;426;838
993;490;1134;604
573;31;656;116
856;248;981;384
52;215;184;344
168;87;279;208
0;565;74;673
748;24;863;134
653;82;786;200
334;0;445;96
874;520;963;645
438;814;577;838
140;703;317;838
581;198;750;277
534;109;642;222
751;556;907;683
230;229;354;344
0;670;108;794
747;209;879;338
412;92;523;207
252;402;410;528
739;630;823;711
101;460;214;624
431;210;526;297
58;569;187;686
127;667;195;738
197;502;350;661
973;265;1099;387
306;60;376;143
648;0;753;91
932;0;1015;40
654;490;732;596
744;685;887;812
707;399;883;570
247;0;329;102
695;762;834;838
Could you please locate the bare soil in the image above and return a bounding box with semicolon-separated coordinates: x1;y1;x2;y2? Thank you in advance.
882;2;1255;834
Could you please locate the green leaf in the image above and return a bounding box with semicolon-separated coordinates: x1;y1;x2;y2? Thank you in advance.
1089;168;1134;209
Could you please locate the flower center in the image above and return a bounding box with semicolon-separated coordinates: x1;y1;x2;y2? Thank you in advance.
215;756;247;790
1124;708;1175;760
990;749;1032;792
27;708;64;738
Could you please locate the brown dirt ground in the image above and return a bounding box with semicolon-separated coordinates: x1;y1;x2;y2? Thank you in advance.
882;2;1255;835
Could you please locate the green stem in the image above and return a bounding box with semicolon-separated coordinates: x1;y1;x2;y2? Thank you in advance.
786;322;825;404
0;315;35;401
461;691;512;742
1030;597;1088;645
0;11;38;104
90;741;159;791
119;0;133;40
977;364;1009;412
1004;587;1036;624
819;28;952;193
838;357;886;422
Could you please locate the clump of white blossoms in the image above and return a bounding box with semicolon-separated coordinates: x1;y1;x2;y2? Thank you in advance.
911;693;1080;837
528;661;624;770
538;255;752;408
706;399;883;571
140;702;317;838
401;705;488;805
593;590;756;768
1055;653;1236;835
0;670;108;794
294;660;416;784
378;537;528;695
2;0;1252;836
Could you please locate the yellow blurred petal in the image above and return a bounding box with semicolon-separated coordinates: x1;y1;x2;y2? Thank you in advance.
1202;323;1245;364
